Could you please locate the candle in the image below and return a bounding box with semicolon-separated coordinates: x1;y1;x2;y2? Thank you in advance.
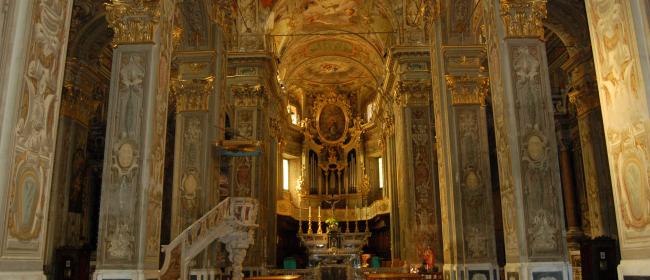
309;206;311;218
318;206;321;217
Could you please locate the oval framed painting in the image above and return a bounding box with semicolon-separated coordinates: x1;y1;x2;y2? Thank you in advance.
317;103;348;144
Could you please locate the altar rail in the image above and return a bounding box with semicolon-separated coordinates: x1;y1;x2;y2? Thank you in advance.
160;197;258;280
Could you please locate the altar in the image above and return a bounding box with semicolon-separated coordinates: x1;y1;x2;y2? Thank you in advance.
298;211;371;280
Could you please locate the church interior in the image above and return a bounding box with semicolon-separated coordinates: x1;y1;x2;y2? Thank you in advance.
1;0;650;280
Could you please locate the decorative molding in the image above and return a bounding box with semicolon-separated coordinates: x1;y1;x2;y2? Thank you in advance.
500;0;547;39
105;0;161;46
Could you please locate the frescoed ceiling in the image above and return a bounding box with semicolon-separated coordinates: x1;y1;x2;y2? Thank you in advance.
264;0;400;106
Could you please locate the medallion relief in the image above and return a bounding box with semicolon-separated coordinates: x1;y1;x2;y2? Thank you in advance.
9;159;45;240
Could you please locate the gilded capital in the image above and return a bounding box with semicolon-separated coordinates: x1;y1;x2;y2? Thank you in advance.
446;75;489;106
171;77;214;112
500;0;547;39
105;0;161;46
396;79;432;106
568;90;600;117
232;84;266;107
61;82;101;126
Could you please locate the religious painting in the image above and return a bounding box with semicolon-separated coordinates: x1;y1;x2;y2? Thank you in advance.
317;103;347;143
302;0;361;29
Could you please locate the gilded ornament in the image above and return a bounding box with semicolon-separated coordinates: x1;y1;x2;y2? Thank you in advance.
105;0;161;46
500;0;547;39
171;76;214;112
446;75;489;106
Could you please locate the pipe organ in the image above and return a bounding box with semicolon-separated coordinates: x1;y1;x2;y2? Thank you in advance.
298;91;370;208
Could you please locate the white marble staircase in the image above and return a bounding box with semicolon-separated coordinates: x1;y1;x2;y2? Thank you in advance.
160;197;259;280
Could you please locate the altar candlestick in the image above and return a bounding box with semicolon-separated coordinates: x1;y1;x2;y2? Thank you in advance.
365;204;370;232
317;206;323;235
355;207;360;233
307;206;313;234
299;205;303;235
345;205;350;233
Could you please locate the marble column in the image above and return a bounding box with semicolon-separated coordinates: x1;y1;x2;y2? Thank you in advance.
584;0;650;277
483;0;570;278
0;0;73;278
443;46;498;280
564;54;616;240
558;143;581;243
94;1;176;279
170;75;214;238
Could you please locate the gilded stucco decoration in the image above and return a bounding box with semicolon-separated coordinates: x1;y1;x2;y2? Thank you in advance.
105;0;161;46
500;0;547;39
232;84;265;107
484;0;521;259
145;0;176;260
7;0;72;247
171;76;214;112
585;0;650;252
446;75;489;106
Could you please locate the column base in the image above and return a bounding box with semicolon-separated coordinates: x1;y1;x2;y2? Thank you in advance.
93;269;159;280
618;259;650;278
464;263;498;280
0;271;45;280
505;261;571;280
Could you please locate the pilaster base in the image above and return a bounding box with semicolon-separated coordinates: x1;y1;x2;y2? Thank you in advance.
0;271;45;280
93;269;159;280
190;268;223;280
618;259;650;278
443;264;464;280
464;263;498;280
505;261;571;280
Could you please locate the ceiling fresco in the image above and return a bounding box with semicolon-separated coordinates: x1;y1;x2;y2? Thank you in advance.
263;0;401;105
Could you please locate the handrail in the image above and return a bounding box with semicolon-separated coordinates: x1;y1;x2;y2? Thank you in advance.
160;197;258;280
